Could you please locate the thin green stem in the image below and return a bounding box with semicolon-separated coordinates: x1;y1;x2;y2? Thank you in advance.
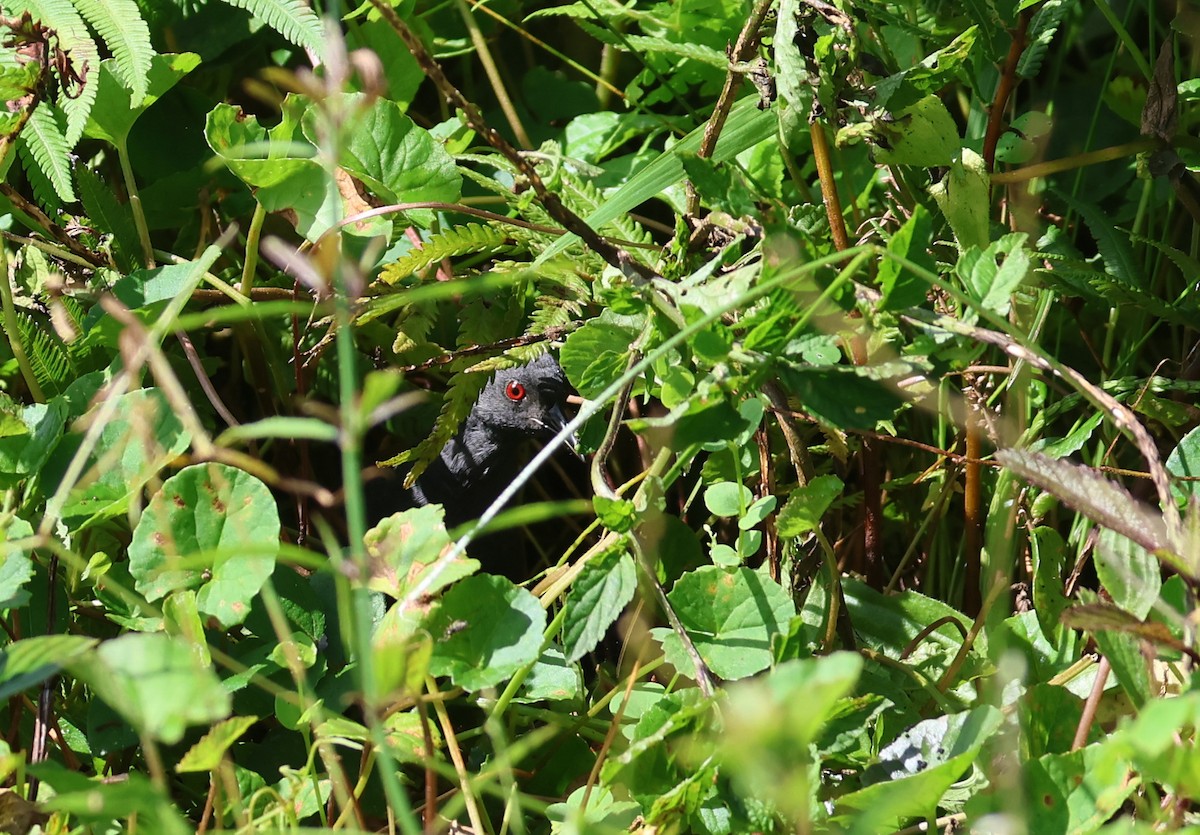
1091;0;1154;82
116;138;155;268
241;202;267;294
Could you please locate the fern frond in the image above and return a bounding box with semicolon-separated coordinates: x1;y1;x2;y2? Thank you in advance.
398;372;488;485
215;0;324;57
5;0;99;143
15;310;76;394
72;0;153;103
77;164;139;270
1018;0;1069;79
19;102;75;204
377;224;523;286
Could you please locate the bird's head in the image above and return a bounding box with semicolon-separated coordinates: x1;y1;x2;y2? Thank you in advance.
470;353;575;448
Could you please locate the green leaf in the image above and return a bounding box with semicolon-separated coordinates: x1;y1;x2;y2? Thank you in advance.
0;517;35;610
77;164;141;271
175;715;260;773
128;463;280;628
0;397;66;488
364;504;478;599
652;566;794;680
878;204;934;311
563;547;637;663
593;495;638;532
929;148;990;251
777;475;844;537
205;95;339;241
781;365;904;430
704;481;753;517
215;0;325;57
333;94;462;226
72;0;153;105
1025;741;1137;832
67;632;230;744
1094;528;1160;620
425;574;547;691
35;763;192;835
559;312;643;398
21;102;76;203
871;95;960;167
536;96;775;264
85;53;202;146
957;233;1031;317
1166;425;1200;504
0;635;97;701
58;388;192;529
519;648;583;703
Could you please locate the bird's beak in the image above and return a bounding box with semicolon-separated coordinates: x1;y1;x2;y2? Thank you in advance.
543;402;582;460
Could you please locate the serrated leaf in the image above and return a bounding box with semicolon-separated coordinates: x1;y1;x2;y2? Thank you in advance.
216;0;325;57
1017;0;1070;79
72;0;152;104
77;164;139;271
1054;189;1140;291
20;102;75;203
563;548;637;662
377;224;518;287
777;475;844;537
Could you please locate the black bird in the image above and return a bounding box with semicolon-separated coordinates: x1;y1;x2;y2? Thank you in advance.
366;353;577;532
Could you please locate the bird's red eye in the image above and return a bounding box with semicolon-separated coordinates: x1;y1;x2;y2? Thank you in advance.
504;380;526;401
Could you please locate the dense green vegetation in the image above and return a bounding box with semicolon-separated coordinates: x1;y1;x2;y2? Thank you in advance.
1;0;1199;831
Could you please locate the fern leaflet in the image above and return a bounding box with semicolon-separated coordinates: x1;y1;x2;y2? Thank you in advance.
72;0;153;103
377;224;523;286
216;0;325;58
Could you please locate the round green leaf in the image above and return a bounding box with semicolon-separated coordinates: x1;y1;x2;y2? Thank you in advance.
426;574;547;692
129;463;280;628
704;482;753;517
652;566;795;680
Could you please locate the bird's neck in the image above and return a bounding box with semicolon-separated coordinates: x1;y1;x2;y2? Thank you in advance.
439;415;506;489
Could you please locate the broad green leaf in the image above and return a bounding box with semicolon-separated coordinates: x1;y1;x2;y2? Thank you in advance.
1025;741;1137;832
58;388;191;528
425;574;547;691
593;496;638;533
652;566;794;680
365;505;477;599
777;475;844;537
519;648;583;703
85;54;201;146
958;233;1031;317
333;94;462;225
871;95;960;167
0;517;35;609
563;547;637;663
878;204;934;310
929;148;990;251
1166;425;1200;504
559;312;643;398
68;632;230;744
128;463;280;628
0;397;66;488
176;715;260;773
205;96;339;240
1094;528;1160;620
0;635;97;701
704;481;753;517
781;364;904;430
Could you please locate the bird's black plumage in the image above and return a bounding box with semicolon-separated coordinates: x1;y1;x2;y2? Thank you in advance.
366;353;575;530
